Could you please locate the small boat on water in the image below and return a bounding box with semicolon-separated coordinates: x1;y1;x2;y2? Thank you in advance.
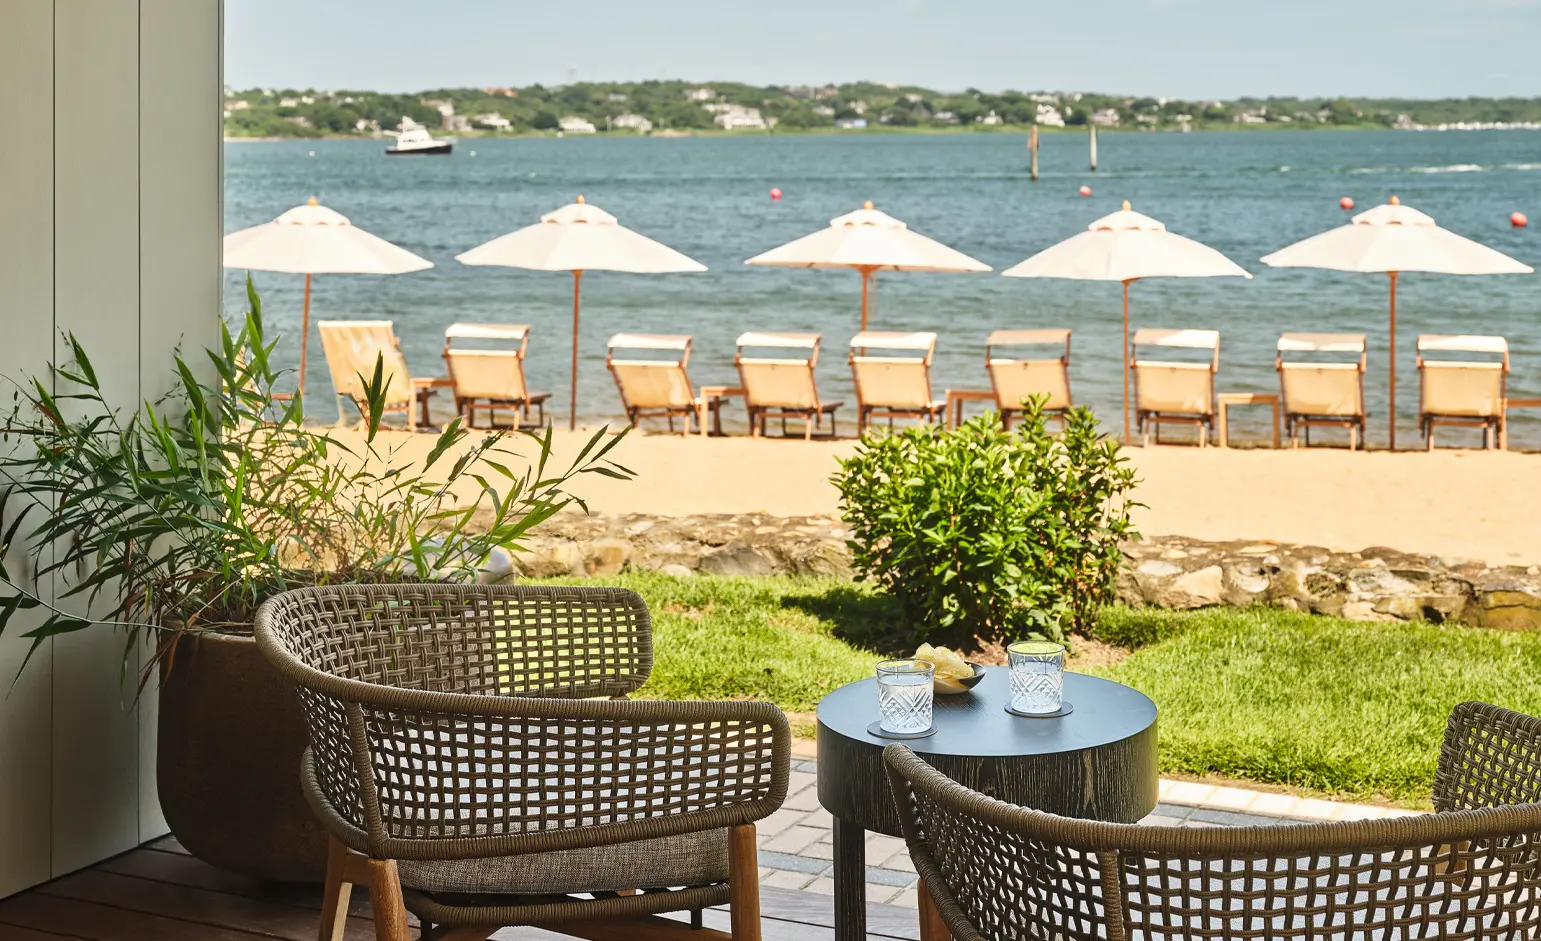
386;118;453;156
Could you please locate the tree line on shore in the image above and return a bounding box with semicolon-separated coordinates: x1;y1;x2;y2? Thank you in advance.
223;78;1541;138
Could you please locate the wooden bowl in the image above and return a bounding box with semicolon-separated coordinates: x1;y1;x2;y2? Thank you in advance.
933;663;986;695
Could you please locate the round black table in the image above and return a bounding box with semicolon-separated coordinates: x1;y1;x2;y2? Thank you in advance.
816;668;1157;941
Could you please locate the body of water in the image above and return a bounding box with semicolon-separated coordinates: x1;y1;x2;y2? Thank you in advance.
224;130;1540;445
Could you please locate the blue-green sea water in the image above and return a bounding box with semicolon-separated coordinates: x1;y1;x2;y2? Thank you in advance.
224;130;1541;445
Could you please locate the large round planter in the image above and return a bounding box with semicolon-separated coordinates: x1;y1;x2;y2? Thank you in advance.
157;630;329;883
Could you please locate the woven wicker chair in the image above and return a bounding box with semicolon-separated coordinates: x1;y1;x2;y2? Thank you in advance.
254;584;791;941
886;701;1541;941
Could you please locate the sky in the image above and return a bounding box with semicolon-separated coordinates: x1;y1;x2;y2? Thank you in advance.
226;0;1541;100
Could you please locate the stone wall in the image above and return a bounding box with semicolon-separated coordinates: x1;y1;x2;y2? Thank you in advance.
501;512;1541;630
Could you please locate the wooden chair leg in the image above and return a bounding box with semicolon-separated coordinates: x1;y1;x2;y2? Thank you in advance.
728;824;761;941
918;878;951;941
804;415;814;441
365;858;411;941
318;837;354;941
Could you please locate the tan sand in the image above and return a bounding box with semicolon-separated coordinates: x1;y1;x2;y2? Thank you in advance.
356;427;1541;566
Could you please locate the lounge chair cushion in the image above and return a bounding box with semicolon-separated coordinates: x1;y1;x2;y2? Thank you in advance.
398;826;729;894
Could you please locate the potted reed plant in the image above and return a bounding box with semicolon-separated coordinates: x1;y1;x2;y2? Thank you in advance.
0;280;631;881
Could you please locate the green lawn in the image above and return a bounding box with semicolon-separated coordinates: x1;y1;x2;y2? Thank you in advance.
535;573;1541;806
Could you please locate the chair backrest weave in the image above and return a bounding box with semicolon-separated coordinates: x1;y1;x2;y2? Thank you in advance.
886;702;1541;941
256;584;790;862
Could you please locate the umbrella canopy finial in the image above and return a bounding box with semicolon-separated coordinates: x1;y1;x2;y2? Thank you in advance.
307;196;318;206
1390;195;1400;206
863;200;874;210
577;194;586;204
1122;200;1131;211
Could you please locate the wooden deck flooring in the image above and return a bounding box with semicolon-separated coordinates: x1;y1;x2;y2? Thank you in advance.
0;837;920;941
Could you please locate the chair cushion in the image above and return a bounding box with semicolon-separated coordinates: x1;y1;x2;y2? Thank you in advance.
397;826;730;895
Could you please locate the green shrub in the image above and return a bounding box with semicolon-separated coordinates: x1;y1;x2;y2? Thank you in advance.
831;400;1138;644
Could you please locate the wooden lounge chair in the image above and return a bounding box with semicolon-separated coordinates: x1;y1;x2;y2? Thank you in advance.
607;333;721;436
887;701;1541;941
256;584;790;941
1131;328;1219;446
734;331;843;439
441;323;550;429
1276;332;1368;449
848;331;945;432
317;320;438;430
985;328;1072;429
1418;334;1509;450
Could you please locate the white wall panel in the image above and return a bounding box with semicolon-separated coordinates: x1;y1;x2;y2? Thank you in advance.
0;0;57;900
0;0;222;892
51;0;147;876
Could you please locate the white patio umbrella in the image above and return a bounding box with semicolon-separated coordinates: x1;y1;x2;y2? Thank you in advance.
456;195;706;430
745;201;990;330
1003;202;1251;442
1261;196;1532;449
222;198;433;398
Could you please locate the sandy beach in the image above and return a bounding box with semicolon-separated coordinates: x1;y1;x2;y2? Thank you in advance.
360;427;1541;566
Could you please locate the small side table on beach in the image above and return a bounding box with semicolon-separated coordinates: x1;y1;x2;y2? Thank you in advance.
816;669;1158;941
697;386;745;436
1217;391;1281;448
414;377;454;428
945;389;997;429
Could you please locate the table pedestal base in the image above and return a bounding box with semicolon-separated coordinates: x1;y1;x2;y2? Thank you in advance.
833;816;867;941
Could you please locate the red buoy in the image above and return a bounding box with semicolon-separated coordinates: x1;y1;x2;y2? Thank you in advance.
769;187;782;200
1340;196;1355;210
1512;211;1528;228
1079;185;1092;197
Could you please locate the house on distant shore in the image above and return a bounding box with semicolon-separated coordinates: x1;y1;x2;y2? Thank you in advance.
933;111;959;125
684;86;716;102
1036;104;1066;126
558;115;597;134
476;113;512;131
979;110;1003;126
1090;108;1122;126
835;117;868;129
225;99;249;111
444;114;471;133
715;105;767;130
613;113;653;133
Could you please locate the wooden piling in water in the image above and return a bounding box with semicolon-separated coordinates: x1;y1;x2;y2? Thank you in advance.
1090;125;1098;172
1029;126;1039;181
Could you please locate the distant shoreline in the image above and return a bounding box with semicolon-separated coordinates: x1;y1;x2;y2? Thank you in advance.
223;123;1518;145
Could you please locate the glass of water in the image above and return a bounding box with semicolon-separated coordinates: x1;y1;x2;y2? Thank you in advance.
876;658;935;734
1008;641;1065;714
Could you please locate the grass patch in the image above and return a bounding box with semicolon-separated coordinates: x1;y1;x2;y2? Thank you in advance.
532;574;1541;805
1088;606;1541;805
539;573;882;711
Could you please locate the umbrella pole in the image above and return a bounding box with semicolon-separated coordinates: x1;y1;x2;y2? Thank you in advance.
1388;270;1398;451
570;269;583;431
1122;279;1132;444
298;272;312;400
860;267;873;331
